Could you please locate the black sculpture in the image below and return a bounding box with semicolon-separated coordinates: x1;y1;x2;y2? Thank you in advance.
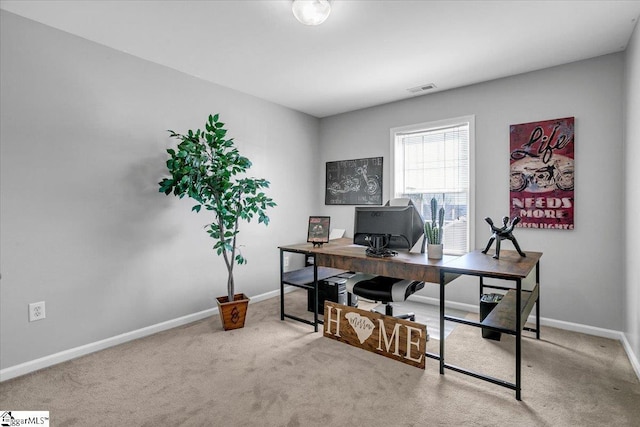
481;216;526;259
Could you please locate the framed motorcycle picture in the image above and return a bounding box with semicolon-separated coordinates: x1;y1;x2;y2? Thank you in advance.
509;117;574;230
325;157;383;205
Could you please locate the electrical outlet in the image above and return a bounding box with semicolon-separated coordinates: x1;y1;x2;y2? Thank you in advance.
29;301;46;322
283;256;290;268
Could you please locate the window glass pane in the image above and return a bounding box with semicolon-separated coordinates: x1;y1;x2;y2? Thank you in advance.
394;122;471;254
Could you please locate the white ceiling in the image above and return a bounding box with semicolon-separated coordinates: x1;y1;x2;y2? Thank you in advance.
2;0;640;118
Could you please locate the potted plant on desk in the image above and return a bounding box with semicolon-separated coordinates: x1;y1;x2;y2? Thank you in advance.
159;114;276;330
424;197;445;259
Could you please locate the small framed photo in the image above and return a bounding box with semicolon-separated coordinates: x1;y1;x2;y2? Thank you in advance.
307;216;330;245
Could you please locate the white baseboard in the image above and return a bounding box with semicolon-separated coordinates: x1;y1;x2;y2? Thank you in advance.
621;334;640;380
0;289;282;383
408;294;480;314
3;291;638;382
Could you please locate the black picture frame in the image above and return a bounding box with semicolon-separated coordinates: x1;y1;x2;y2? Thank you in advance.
307;216;330;245
325;157;383;205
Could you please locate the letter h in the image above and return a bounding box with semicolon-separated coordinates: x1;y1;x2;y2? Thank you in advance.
324;306;342;337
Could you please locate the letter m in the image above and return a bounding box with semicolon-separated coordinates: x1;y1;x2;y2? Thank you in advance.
376;319;401;356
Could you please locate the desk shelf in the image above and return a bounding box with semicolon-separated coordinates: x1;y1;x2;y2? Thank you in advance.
481;286;539;333
282;266;345;289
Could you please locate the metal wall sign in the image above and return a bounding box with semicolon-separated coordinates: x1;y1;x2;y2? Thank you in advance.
325;157;382;205
509;117;575;229
323;301;427;369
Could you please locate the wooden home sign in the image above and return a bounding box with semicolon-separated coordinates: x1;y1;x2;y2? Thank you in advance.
323;301;427;369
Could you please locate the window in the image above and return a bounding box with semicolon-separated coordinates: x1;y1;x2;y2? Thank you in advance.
391;116;475;255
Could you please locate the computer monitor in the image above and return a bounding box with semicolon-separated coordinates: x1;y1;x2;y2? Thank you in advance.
353;201;425;252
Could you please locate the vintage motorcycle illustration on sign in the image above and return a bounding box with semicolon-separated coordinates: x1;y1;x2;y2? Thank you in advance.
509;156;574;192
327;164;380;196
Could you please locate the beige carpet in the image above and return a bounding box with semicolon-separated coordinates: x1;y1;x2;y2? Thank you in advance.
1;290;639;426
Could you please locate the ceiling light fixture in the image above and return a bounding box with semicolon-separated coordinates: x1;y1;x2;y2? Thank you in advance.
292;0;331;26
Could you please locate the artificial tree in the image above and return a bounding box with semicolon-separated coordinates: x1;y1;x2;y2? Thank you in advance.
159;114;276;303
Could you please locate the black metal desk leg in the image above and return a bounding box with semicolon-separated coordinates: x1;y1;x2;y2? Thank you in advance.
280;250;285;321
516;278;522;401
313;257;318;332
440;270;445;375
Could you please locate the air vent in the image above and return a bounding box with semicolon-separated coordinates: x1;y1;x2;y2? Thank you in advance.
407;83;437;94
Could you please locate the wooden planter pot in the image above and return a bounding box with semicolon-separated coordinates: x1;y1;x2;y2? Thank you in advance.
216;293;250;331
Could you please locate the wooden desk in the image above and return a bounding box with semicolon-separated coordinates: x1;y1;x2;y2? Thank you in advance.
278;239;541;400
439;250;541;401
287;238;456;280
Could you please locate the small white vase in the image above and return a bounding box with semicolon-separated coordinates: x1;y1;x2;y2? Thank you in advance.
427;244;443;260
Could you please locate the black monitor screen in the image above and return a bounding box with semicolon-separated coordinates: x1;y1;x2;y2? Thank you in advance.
353;204;424;251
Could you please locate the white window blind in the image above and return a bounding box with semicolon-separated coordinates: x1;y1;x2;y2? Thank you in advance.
392;117;474;255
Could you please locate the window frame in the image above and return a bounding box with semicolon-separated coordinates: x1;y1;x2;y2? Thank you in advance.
390;115;476;255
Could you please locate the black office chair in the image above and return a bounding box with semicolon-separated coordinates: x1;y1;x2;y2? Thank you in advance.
350;275;425;321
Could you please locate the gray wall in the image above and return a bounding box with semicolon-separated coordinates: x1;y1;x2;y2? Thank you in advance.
0;11;320;369
319;54;626;331
624;20;640;370
1;9;637;373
